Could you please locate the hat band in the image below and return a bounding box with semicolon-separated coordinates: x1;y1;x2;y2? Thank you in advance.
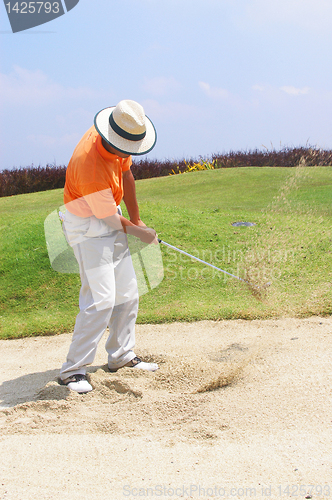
109;113;146;142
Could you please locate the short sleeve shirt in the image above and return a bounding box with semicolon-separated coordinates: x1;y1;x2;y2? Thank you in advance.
64;126;132;218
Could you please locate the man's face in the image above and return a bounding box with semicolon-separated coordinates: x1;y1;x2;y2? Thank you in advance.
102;138;131;158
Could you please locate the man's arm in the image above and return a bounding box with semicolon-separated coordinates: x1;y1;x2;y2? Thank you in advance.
122;169;145;226
102;169;157;244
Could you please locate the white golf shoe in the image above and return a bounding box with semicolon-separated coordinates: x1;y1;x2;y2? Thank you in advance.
109;356;159;372
61;374;93;393
131;357;159;371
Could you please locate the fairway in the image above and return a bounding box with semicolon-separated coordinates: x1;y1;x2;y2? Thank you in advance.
0;166;332;338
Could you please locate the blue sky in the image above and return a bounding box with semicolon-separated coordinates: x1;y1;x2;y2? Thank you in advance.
1;0;332;169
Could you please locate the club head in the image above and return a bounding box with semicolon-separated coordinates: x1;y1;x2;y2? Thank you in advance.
245;280;271;289
259;281;272;289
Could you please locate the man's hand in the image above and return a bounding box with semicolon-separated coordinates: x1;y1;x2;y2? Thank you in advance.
138;227;158;244
126;225;158;244
103;213;158;244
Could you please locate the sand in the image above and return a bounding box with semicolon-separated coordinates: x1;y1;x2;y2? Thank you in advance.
0;317;331;500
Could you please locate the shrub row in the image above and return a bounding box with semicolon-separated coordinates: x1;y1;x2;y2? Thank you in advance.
211;146;332;168
0;164;67;198
1;146;332;197
130;146;332;179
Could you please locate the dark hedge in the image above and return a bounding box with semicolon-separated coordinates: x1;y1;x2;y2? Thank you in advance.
211;146;332;168
1;146;332;197
0;164;67;198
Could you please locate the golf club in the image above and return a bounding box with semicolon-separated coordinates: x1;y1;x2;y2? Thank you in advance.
158;239;271;290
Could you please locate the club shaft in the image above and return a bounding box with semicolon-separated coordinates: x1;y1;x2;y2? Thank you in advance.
158;239;247;283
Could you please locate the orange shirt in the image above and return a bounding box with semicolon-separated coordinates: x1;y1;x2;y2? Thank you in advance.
64;126;132;218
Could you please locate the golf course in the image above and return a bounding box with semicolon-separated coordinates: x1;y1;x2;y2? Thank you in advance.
0;165;331;499
1;165;332;339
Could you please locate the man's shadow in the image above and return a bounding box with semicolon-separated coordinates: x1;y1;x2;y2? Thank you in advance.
0;364;110;407
0;369;61;408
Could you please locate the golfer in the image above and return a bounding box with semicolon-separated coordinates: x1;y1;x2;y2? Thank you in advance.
60;100;159;393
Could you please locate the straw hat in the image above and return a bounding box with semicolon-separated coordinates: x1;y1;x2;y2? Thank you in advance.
94;100;157;156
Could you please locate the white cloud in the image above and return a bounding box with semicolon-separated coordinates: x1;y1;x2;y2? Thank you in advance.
142;76;181;96
244;0;332;31
198;81;229;100
252;83;311;98
280;86;310;96
142;98;199;121
0;66;97;106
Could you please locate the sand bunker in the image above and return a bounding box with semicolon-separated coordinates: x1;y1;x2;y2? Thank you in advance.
0;318;331;499
0;337;254;439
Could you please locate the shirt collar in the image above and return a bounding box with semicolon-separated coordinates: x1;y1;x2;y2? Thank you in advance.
96;134;120;161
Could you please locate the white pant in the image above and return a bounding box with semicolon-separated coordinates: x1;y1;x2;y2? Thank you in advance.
60;210;139;380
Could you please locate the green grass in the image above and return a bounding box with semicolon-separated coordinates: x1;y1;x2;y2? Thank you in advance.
1;166;332;339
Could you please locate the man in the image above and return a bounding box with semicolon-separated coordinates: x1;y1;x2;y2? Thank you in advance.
60;100;159;393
